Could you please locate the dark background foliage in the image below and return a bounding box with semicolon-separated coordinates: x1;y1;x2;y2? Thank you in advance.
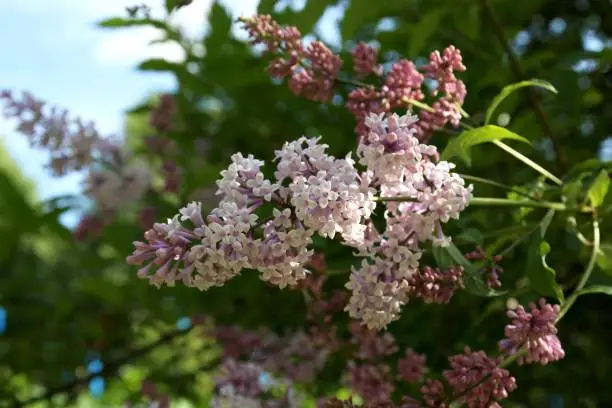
0;0;611;406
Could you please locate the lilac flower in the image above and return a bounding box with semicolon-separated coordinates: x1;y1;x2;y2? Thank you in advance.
0;89;112;176
240;15;342;102
420;379;446;407
408;266;464;304
288;41;342;102
275;137;376;248
499;298;565;365
211;359;301;408
398;348;427;384
149;93;176;133
383;60;425;109
352;42;382;77
443;348;517;408
350;322;398;361
346;362;394;406
85;160;152;211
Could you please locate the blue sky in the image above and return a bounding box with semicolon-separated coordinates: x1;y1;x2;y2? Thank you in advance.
0;0;260;226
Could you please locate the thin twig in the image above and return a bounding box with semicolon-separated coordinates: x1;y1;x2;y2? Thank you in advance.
481;0;567;171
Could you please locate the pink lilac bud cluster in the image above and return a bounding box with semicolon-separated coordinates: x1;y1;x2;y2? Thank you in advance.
0;89;117;176
414;46;467;141
346;112;472;330
241;15;467;141
124;381;170;408
499;298;565;365
239;15;342;102
211;358;300;408
442;348;517;408
408;266;464;304
351;42;383;78
465;246;504;288
150;94;177;133
397;348;427;384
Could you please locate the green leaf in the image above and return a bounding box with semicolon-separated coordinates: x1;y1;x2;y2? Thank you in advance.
574;285;612;297
204;3;233;52
408;9;445;57
138;58;181;72
526;210;564;301
279;0;332;34
460;6;481;39
257;0;277;14
596;244;612;275
97;17;167;30
587;170;610;208
432;242;504;297
456;228;484;245
485;79;558;125
441;125;530;166
165;0;193;13
341;0;408;40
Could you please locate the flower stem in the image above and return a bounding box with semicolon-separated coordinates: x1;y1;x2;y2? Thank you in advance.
459;174;539;200
448;219;599;406
557;219;600;321
492;140;563;186
469;197;568;210
377;196;592;212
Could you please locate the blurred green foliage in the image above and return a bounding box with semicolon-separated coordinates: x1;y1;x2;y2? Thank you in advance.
1;0;611;407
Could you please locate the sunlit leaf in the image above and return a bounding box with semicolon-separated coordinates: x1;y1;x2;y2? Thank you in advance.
97;17;167;30
574;285;612;297
587;170;610;208
441;125;530;166
485;79;558;125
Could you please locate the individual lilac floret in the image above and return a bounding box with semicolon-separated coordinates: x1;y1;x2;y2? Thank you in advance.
443;348;517;408
499;298;565;365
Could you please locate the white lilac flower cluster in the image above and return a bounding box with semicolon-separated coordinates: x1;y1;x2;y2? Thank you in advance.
85;158;152;211
127;112;472;330
346;112;473;330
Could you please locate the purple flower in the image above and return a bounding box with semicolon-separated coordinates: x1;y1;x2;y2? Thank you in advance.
398;348;428;384
443;348;516;408
499;298;565;365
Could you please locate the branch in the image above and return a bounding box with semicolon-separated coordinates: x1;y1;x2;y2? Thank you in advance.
481;0;567;171
11;326;195;408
